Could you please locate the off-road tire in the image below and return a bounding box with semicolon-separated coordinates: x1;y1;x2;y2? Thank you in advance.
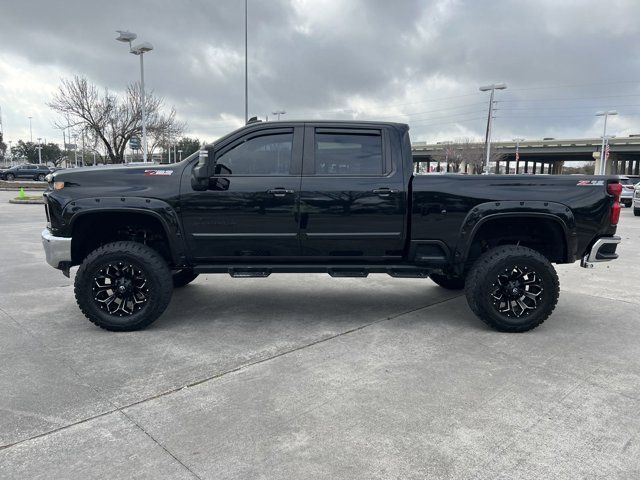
74;241;173;331
634;208;640;217
173;269;199;288
429;273;465;290
465;245;559;332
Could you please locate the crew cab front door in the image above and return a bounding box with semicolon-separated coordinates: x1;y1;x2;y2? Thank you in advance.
299;125;406;259
180;126;303;261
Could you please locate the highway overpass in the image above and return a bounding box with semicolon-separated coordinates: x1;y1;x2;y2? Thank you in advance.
412;135;640;175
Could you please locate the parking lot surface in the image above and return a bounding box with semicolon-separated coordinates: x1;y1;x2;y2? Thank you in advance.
1;190;639;479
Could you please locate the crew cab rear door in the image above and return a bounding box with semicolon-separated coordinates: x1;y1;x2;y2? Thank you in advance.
298;125;406;259
180;126;303;260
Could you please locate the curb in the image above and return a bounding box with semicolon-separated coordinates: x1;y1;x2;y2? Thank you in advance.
9;199;44;205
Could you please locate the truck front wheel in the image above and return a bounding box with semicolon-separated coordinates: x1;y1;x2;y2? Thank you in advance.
74;241;173;331
429;273;465;290
465;245;559;332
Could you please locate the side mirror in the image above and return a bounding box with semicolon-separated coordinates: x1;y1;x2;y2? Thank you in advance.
191;149;211;191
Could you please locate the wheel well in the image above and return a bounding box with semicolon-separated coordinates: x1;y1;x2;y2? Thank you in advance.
466;216;567;267
71;212;172;265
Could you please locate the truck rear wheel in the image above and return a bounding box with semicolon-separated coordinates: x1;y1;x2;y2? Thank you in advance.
74;241;173;331
634;208;640;217
465;245;559;332
172;269;199;288
429;273;465;290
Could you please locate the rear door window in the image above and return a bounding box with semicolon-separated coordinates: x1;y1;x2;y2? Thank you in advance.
314;131;383;175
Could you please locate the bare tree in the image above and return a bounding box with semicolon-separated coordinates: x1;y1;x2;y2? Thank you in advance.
48;76;184;163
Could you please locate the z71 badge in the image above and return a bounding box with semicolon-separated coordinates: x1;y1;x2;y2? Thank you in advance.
144;169;173;176
576;180;604;186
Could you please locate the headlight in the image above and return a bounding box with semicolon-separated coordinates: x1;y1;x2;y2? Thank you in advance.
45;173;53;183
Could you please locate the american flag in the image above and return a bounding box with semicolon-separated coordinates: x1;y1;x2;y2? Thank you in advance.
515;150;520;162
605;143;611;160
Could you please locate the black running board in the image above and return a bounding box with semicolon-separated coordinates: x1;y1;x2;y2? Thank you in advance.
193;264;433;278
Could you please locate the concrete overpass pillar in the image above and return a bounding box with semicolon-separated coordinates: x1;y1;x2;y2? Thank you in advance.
524;160;529;173
634;159;639;176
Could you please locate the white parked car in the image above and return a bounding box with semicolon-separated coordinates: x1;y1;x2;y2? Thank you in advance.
634;181;640;216
619;176;635;208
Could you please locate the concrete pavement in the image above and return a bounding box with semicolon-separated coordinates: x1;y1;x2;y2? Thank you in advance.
1;190;639;479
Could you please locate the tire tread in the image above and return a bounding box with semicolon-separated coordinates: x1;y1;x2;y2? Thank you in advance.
74;241;173;331
465;245;559;332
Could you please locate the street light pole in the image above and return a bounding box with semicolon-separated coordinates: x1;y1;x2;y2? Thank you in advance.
272;110;286;121
596;110;618;175
28;116;33;143
116;31;153;163
244;0;249;124
479;83;507;174
139;51;148;162
36;137;42;164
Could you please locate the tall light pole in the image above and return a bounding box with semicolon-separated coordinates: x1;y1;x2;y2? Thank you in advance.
116;30;154;163
28;116;33;143
244;0;249;124
513;137;524;174
479;83;507;174
596;110;618;175
178;149;183;161
36;137;42;164
272;110;286;121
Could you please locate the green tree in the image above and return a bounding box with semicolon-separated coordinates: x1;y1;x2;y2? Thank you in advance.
0;136;6;161
10;140;63;165
176;137;201;160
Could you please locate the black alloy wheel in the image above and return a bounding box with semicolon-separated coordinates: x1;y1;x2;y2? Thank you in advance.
92;262;150;316
489;265;543;318
75;241;173;331
465;245;559;332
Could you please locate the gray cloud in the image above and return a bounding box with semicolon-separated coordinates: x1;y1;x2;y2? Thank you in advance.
1;0;639;145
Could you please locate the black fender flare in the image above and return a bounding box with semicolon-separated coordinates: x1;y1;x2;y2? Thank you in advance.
453;200;577;267
62;196;188;265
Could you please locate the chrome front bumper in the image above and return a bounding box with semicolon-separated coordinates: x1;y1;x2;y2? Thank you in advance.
580;236;621;268
41;228;72;270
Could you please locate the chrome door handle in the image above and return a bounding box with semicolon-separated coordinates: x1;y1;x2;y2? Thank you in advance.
372;188;397;196
267;188;294;197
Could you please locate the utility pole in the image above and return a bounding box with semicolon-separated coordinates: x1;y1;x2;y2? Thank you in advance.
272;110;286;121
28;116;33;143
479;83;507;174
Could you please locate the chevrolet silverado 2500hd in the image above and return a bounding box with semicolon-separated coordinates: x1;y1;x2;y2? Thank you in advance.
41;121;622;332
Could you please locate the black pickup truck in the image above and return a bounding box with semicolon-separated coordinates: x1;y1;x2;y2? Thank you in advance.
41;120;622;332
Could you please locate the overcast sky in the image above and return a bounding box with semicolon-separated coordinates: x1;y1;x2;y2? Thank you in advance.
1;0;639;147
